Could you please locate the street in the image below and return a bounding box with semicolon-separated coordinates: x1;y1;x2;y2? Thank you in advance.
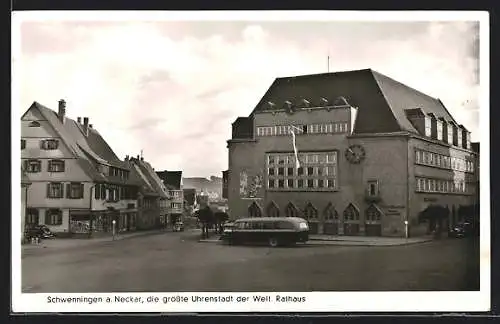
22;231;479;292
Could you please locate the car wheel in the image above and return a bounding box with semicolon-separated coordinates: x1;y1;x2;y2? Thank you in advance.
268;237;279;247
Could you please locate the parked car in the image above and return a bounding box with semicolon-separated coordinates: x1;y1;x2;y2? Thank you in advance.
173;222;184;232
449;222;474;238
25;225;55;240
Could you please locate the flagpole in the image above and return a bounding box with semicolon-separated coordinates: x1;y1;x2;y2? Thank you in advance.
289;125;302;169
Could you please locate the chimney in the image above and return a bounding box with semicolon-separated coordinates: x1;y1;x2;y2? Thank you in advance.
137;155;140;160
125;155;129;161
141;157;144;161
77;117;81;124
89;124;93;128
58;99;66;123
83;117;89;136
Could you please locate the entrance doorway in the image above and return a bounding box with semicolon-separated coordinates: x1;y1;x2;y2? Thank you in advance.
343;203;360;235
365;204;382;236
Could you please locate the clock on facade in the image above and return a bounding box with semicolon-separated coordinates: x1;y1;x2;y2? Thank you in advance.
345;144;366;164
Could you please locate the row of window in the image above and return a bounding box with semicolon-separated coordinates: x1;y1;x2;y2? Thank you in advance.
422;116;470;149
257;122;350;137
109;166;129;180
24;159;65;173
21;139;59;150
248;202;372;222
269;165;337;177
415;177;474;194
94;184;137;201
268;178;337;190
170;202;183;209
46;182;85;199
415;150;474;173
268;152;337;166
26;208;63;226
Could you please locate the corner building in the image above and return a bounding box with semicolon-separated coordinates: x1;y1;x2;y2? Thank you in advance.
226;69;478;237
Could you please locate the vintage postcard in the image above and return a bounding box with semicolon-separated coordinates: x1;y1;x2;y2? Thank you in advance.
11;10;490;313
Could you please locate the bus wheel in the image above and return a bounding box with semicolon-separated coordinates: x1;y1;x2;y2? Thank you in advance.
268;237;279;247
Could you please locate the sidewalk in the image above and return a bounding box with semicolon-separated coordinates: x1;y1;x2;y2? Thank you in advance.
21;228;169;251
199;234;434;246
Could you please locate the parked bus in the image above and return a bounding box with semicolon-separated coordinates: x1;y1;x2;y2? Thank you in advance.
221;217;309;247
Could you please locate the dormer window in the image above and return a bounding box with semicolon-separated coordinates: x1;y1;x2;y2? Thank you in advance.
457;127;463;148
436;118;443;141
447;122;454;145
320;97;329;106
41;139;59;150
424;115;432;137
466;132;471;150
301;99;311;108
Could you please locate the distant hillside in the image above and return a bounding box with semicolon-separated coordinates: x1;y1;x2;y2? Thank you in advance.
182;176;222;195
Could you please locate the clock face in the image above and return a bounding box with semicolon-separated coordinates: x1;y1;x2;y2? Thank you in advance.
345;144;366;164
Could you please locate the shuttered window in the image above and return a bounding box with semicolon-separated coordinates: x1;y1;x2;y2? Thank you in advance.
66;182;84;199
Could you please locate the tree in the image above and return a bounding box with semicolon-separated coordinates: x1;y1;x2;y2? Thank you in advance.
197;206;214;239
214;211;229;234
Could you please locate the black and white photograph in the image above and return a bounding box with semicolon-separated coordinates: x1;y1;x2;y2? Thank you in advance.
12;11;490;313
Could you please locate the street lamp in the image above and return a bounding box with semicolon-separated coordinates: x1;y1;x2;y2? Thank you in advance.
404;220;409;240
112;220;116;241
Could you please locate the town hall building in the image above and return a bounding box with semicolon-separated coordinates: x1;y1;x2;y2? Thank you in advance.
225;69;478;237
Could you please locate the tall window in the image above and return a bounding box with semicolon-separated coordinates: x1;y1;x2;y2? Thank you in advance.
266;151;338;191
367;180;379;197
436;120;443;141
47;182;64;198
323;203;339;221
285;202;299;217
424;116;432;137
48;160;65;172
67;182;84;199
248;202;262;218
45;209;63;225
26;208;39;226
343;203;360;221
447;124;454;145
25;160;41;173
267;202;280;217
21;139;26;150
304;202;318;221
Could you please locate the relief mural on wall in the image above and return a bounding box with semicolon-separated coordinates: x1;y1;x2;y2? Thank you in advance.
239;170;263;199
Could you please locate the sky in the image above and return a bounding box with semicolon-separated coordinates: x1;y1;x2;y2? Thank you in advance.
14;14;481;178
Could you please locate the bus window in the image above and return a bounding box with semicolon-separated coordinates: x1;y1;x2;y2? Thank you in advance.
275;221;294;230
262;221;275;230
251;222;263;230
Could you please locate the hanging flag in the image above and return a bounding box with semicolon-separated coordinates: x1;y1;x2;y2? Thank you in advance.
290;126;300;169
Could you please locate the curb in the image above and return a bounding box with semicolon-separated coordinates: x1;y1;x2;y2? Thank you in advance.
307;238;434;247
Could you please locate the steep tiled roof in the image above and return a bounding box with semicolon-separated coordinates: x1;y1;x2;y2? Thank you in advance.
156;171;182;190
250;69;464;135
133;159;168;199
127;162;158;197
27;102;131;183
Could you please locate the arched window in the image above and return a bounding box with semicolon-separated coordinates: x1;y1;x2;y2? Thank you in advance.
266;202;280;217
248;202;262;218
365;204;382;221
343;203;360;221
29;121;41;127
285;202;299;218
323;202;339;221
304;202;318;221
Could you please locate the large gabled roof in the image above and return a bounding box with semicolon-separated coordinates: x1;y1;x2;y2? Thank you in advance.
249;68;465;135
132;159;168;199
24;101;131;184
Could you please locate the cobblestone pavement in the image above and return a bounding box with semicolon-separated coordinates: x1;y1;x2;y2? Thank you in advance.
21;231;479;293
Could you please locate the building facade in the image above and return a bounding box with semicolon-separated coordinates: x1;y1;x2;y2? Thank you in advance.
21;100;140;236
126;156;169;229
156;171;184;225
21;171;31;242
226;69;478;237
